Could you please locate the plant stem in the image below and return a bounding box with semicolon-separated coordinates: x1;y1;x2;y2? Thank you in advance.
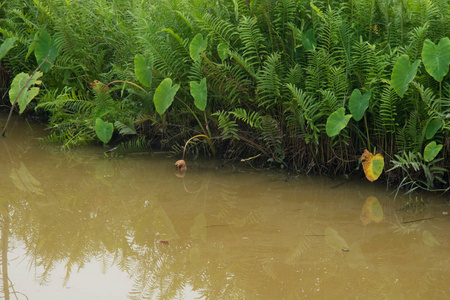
107;80;147;93
182;134;216;160
1;55;48;138
363;113;370;151
175;96;208;136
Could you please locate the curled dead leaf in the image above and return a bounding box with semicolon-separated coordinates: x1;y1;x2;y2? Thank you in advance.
90;80;109;93
361;149;384;182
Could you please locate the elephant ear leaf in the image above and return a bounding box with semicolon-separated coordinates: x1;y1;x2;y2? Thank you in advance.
153;78;180;115
391;54;420;98
95;118;114;144
361;149;384;182
34;31;59;73
349;89;371;121
423;141;442;162
9;72;43;114
0;37;17;61
190;77;207;111
134;54;152;87
217;42;229;61
302;28;317;51
422;37;450;82
326;107;352;137
190;33;207;61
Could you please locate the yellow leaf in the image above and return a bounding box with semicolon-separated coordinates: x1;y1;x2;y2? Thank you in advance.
361;149;384;182
360;196;384;225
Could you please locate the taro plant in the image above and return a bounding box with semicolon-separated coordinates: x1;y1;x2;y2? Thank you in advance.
1;30;58;137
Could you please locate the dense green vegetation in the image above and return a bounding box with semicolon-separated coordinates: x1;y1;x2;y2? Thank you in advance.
0;0;449;192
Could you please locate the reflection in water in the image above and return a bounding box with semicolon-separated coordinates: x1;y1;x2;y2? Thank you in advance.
0;113;450;299
1;207;10;300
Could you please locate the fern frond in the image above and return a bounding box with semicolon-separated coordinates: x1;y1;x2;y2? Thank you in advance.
319;90;340;116
260;116;284;161
286;64;303;87
114;121;137;136
273;0;298;38
196;12;238;45
406;23;429;61
238;16;267;68
118;137;149;152
212;110;239;140
284;83;322;139
378;85;398;134
230;108;262;129
256;53;282;109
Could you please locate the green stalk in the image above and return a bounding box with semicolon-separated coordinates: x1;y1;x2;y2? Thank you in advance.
363;113;371;151
175;96;208;137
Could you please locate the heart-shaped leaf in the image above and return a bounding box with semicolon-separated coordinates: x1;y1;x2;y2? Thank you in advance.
134;54;152;87
0;37;17;61
95;118;114;144
34;31;59;73
349;89;371;121
302;28;317;51
9;72;43;114
361;149;384;182
422;37;450;82
190;77;207;111
153;78;180;115
423;141;442;162
326;107;352;137
360;196;384;225
425;119;443;140
391;54;420;98
217;42;229;61
190;33;207;61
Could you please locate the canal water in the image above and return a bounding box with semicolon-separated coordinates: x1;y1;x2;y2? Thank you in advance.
0;113;449;299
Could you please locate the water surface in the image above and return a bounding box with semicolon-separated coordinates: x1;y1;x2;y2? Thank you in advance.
1;113;449;299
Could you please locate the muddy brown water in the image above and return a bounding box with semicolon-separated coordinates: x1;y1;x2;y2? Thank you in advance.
0;113;449;299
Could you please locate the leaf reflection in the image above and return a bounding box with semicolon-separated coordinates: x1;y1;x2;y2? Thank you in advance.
10;162;44;195
360;196;383;225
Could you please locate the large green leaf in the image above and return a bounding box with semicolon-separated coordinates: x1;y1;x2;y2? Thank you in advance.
422;38;450;82
190;77;207;111
326;107;352;137
134;54;152;87
423;141;442;162
425;119;443;140
34;31;58;73
349;89;371;121
217;42;229;61
0;37;17;61
302;28;317;51
9;72;43;114
153;78;180;115
95;118;114;144
391;55;420;98
190;33;207;61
